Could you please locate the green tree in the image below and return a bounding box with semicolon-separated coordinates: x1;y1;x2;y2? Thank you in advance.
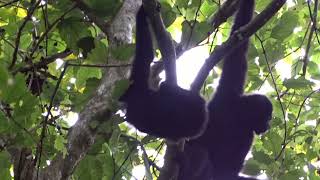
0;0;319;179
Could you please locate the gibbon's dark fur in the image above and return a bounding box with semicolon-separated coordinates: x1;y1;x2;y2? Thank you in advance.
120;7;207;140
178;143;213;180
186;0;273;179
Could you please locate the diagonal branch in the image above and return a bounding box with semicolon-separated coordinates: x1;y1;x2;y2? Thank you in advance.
150;0;240;84
14;49;72;74
191;0;287;92
0;0;19;8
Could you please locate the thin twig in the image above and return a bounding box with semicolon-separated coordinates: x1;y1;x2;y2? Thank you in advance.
9;0;42;69
29;5;76;58
0;0;19;8
302;0;318;76
256;35;287;161
68;63;131;68
36;62;69;178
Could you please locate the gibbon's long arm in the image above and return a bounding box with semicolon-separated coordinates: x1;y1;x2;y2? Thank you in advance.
214;0;254;97
129;7;154;90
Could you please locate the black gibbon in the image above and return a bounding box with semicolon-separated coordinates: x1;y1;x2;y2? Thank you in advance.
178;143;213;180
186;0;273;179
119;7;207;140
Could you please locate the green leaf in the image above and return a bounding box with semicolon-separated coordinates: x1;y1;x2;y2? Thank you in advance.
248;43;259;59
55;135;67;154
175;0;189;8
263;130;282;156
242;158;261;176
253;151;273;165
0;64;9;92
76;68;102;88
189;0;201;8
88;138;105;154
14;92;38;128
199;1;217;21
0;151;11;179
83;0;122;18
283;77;315;90
181;21;211;47
69;78;100;112
2;74;30;103
110;44;135;62
307;61;320;80
101;150;117;180
271;11;299;40
0;151;11;169
255;0;272;12
260;41;286;63
15;132;34;147
87;40;108;63
161;3;177;27
280;170;304;180
0;111;8;133
291;60;303;77
97;115;122;134
57;17;91;49
112;79;130;100
85;78;101;93
308;171;320;180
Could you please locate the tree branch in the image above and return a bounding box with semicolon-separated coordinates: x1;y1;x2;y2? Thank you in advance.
150;0;240;82
36;0;140;179
191;0;287;92
14;49;72;74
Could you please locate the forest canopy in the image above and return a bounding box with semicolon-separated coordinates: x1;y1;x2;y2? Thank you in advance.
0;0;319;179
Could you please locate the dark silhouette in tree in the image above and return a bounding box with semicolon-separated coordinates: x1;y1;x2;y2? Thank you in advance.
119;7;207;140
184;0;273;179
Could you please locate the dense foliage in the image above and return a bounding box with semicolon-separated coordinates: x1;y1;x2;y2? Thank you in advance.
0;0;319;179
